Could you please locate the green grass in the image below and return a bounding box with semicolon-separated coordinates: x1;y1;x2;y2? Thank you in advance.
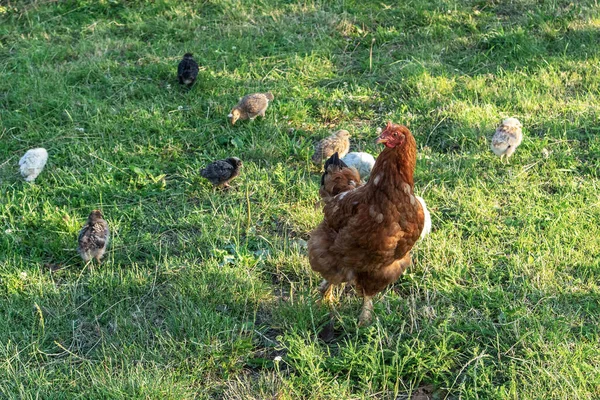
1;0;600;398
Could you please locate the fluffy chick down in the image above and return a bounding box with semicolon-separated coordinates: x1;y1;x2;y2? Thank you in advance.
312;130;351;166
200;157;243;188
491;117;523;160
229;93;274;125
19;148;48;182
78;210;110;263
342;152;376;180
177;53;199;87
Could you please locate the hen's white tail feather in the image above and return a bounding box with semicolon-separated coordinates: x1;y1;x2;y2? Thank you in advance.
416;196;431;240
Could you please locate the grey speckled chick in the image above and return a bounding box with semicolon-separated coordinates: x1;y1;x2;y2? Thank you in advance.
78;210;110;263
229;92;274;125
200;157;243;188
312;130;351;166
491;118;523;163
177;53;199;87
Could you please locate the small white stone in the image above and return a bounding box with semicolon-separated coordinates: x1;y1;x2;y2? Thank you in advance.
542;148;550;158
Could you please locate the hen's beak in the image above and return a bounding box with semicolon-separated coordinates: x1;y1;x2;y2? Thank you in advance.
376;136;388;145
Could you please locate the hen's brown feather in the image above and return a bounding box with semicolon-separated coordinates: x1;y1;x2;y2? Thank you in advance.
308;124;424;301
318;152;362;200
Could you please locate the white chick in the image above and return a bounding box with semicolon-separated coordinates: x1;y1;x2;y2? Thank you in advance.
19;148;48;182
416;196;431;240
341;152;376;180
491;118;523;162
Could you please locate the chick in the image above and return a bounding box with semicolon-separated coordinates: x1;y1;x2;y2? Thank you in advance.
416;196;431;240
229;92;274;125
78;210;110;264
19;148;48;182
200;157;243;189
312;130;350;166
341;152;375;180
177;53;199;87
491;118;523;163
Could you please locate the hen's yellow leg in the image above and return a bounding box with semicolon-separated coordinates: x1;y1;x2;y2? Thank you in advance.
358;295;374;326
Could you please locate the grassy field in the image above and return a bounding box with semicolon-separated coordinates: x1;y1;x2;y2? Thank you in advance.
1;0;600;398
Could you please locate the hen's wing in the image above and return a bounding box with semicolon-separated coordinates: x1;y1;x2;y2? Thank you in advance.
319;152;362;200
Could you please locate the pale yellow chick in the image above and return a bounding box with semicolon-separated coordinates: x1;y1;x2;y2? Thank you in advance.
491;118;523;163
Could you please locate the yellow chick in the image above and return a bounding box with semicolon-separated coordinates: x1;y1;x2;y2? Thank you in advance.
491;118;523;163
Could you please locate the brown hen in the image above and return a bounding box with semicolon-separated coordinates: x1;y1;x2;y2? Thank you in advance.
308;122;425;325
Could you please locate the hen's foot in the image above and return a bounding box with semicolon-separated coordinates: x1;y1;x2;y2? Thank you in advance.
318;279;330;293
318;280;335;305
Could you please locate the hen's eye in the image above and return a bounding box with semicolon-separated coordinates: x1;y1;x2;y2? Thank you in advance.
393;133;398;137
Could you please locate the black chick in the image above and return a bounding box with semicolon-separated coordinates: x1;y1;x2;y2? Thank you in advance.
78;210;110;264
200;157;243;189
177;53;199;87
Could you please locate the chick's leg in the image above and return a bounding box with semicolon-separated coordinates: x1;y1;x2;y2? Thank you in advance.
358;295;374;326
